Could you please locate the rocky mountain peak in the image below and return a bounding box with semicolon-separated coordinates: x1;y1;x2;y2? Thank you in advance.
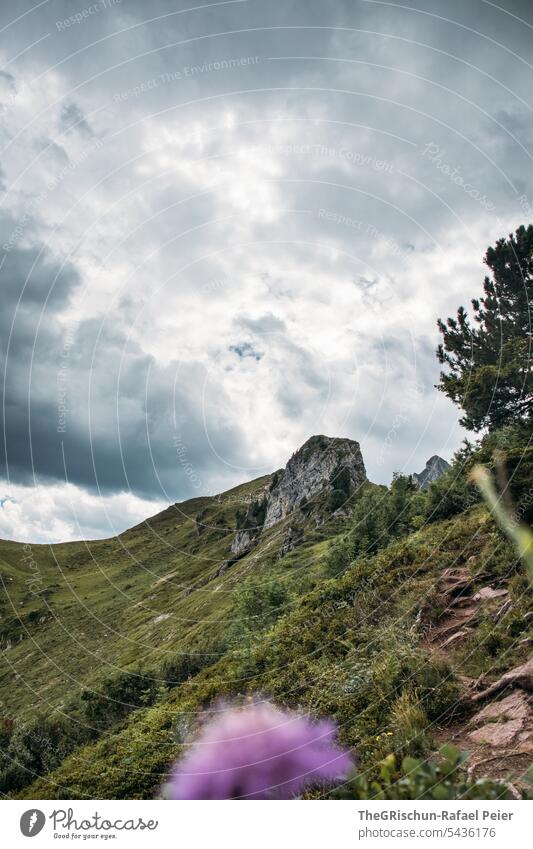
230;434;367;556
413;455;450;490
263;435;366;529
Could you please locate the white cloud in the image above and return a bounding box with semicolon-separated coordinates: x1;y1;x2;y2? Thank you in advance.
0;480;165;543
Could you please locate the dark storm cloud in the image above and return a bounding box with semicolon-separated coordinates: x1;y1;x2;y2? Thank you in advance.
0;238;76;312
0;213;245;500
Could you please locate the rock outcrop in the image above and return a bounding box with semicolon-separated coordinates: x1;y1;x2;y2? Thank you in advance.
229;434;367;555
427;568;533;789
424;565;511;655
230;528;257;557
413;454;450;489
437;677;533;788
278;525;305;559
263;435;366;529
471;659;533;703
467;690;532;747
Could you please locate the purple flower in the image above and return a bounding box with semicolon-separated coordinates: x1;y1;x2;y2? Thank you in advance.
166;701;354;799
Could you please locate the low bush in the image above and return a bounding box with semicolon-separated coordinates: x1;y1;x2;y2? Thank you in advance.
0;713;90;794
326;476;426;576
333;746;522;799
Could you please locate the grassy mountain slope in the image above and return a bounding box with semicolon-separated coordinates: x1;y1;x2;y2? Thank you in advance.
1;422;532;800
2;484;530;799
0;472;288;719
0;465;359;794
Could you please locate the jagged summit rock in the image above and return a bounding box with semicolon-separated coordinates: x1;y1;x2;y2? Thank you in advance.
413;454;450;490
263;435;366;529
231;434;366;557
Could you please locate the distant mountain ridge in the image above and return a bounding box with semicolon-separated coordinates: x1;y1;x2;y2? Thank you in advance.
412;454;450;489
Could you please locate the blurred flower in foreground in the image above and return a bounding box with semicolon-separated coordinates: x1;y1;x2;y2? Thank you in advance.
165;701;354;799
471;463;533;581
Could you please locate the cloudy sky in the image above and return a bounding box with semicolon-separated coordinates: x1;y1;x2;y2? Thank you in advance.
0;0;532;542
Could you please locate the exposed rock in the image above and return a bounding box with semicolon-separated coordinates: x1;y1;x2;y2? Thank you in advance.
472;586;509;602
230;528;256;557
470;690;530;725
427;562;532;788
439;629;469;649
228;435;366;557
278;525;304;559
435;689;533;786
413;455;450;490
439;566;474;595
332;505;355;518
471;658;533;703
212;560;232;578
469;718;524;747
263;435;366;529
468;691;533;748
495;598;513;620
230;495;268;555
424;567;509;655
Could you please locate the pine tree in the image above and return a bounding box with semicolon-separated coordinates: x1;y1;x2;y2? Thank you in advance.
437;224;533;431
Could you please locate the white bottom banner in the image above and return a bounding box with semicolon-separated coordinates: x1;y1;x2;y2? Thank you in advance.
2;800;532;848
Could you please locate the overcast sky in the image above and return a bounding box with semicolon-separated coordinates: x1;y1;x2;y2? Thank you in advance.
0;0;532;542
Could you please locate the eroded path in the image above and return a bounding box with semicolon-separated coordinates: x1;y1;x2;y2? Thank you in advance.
424;565;533;788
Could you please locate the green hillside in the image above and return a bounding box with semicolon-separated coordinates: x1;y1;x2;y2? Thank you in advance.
0;462;358;796
0;472;289;719
1;424;531;799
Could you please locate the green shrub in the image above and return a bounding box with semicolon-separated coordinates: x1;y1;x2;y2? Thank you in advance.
326;476;426;575
423;439;485;522
232;575;289;629
328;488;347;511
334;746;521;800
235;496;267;531
159;653;208;687
327;464;352;511
0;713;90;794
325;538;355;577
80;669;160;728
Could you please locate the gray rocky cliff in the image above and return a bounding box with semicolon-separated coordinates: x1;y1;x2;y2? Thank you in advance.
413;455;450;490
230;528;257;557
229;435;367;556
263;435;367;529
